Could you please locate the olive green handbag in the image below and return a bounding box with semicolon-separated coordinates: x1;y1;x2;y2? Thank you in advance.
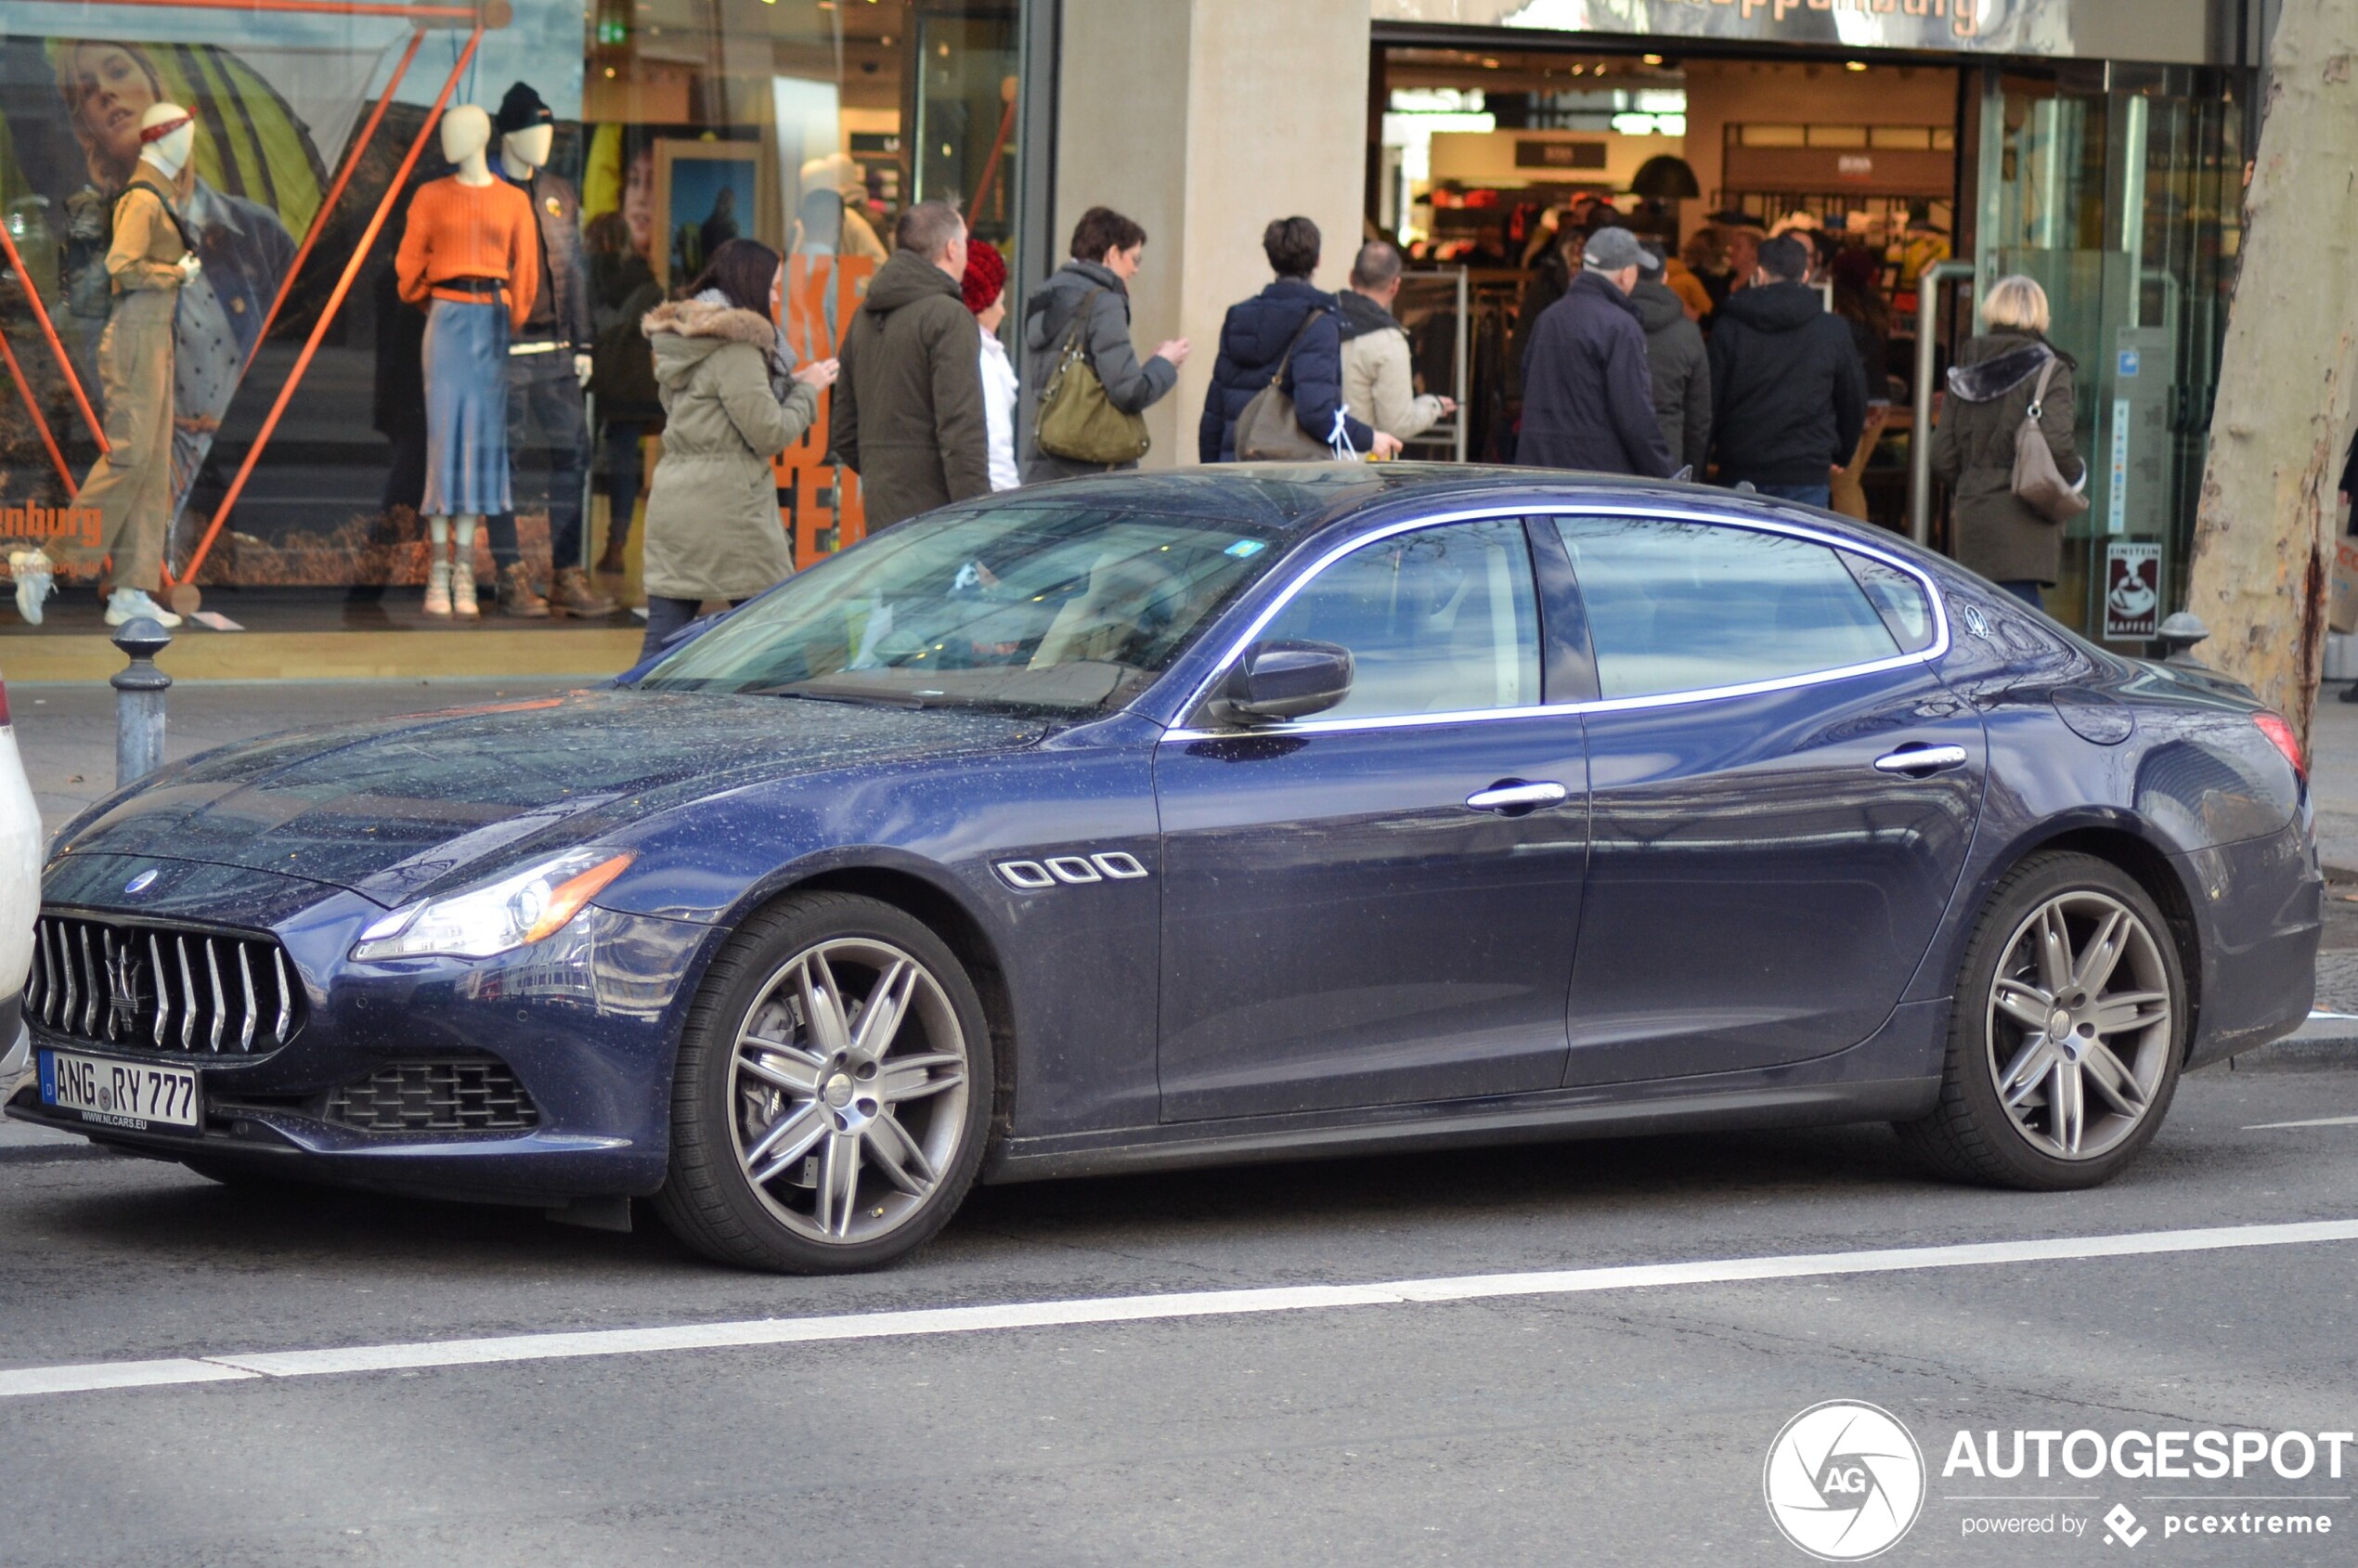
1035;287;1150;466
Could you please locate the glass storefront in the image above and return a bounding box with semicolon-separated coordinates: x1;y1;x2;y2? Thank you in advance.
1969;64;2245;642
1367;10;2253;645
0;0;1027;630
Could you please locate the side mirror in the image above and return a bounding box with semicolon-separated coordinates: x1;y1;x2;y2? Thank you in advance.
1205;639;1354;726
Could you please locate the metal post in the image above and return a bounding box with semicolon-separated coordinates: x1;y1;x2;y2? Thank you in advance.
1910;260;1979;548
110;618;171;788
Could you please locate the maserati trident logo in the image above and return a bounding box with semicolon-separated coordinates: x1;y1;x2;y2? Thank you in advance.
104;944;148;1039
123;868;160;896
1764;1401;1925;1561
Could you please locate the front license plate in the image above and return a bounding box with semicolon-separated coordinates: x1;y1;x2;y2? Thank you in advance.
37;1049;201;1134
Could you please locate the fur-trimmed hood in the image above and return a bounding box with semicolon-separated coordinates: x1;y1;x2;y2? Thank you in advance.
644;298;777;392
1946;333;2073;405
641;297;777;349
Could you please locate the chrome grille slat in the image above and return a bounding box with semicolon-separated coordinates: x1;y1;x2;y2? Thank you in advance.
237;944;257;1052
204;940;225;1053
77;925;98;1039
272;949;292;1042
177;937;196;1050
149;933;167;1046
26;914;302;1056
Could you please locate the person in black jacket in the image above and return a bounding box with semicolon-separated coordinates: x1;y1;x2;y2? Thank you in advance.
1516;227;1675;478
1198;216;1397;462
1705;234;1866;507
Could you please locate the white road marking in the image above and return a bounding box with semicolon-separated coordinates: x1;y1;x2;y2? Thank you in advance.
2244;1115;2358;1131
5;1218;2356;1401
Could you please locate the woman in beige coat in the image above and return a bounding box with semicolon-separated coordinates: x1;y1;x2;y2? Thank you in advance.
638;239;837;662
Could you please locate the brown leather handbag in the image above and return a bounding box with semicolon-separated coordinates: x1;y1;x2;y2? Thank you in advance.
2013;356;2089;524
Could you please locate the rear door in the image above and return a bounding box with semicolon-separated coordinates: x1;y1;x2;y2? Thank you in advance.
1546;512;1986;1086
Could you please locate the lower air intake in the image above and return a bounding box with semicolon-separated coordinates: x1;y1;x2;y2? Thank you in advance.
324;1061;540;1133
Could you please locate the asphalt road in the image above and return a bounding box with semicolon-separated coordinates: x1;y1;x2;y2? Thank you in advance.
4;1056;2356;1567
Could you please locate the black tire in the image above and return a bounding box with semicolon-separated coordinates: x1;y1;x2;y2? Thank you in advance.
654;891;993;1273
1895;851;2185;1191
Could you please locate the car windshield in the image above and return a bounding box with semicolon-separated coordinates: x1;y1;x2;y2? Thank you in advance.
634;502;1288;713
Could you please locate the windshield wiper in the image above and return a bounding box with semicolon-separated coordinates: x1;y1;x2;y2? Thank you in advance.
745;683;928;709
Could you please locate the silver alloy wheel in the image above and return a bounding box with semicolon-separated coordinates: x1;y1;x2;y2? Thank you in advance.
725;937;970;1244
1983;890;2172;1161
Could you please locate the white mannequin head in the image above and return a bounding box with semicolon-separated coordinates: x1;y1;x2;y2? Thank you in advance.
136;102;195;180
439;105;493;171
501;123;553;175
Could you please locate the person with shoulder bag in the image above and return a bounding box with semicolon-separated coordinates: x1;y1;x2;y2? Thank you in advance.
1023;206;1188;481
636;239;836;663
1200;215;1400;463
1930;275;2087;611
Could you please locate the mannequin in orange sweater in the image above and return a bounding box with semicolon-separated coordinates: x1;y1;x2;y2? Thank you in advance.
394;104;539;616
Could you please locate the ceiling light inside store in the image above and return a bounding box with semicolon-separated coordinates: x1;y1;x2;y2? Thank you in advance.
1846;60;1868;71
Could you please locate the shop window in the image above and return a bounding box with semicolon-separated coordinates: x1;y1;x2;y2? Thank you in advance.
0;0;1027;624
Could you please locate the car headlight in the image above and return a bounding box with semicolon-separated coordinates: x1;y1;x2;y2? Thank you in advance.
351;849;636;962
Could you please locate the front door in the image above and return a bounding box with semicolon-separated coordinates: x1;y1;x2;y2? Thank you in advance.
1548;513;1987;1086
1155;517;1587;1122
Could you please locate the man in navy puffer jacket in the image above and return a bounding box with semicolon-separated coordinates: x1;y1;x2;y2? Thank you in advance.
1198;217;1398;462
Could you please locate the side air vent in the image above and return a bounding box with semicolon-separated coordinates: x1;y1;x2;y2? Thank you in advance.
324;1061;540;1134
27;915;302;1056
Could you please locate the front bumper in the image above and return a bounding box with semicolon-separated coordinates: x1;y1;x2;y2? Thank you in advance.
6;856;715;1202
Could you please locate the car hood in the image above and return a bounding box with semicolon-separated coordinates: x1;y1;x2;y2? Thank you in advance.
56;691;1049;906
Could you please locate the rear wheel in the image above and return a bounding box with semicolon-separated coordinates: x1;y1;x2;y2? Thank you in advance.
1896;851;2184;1190
654;892;991;1272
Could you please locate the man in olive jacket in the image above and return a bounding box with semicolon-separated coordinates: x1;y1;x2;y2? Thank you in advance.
831;201;991;529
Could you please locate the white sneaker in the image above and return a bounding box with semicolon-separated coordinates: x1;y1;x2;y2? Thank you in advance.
452;567;479;618
103;588;182;629
9;549;53;626
423;560;452;616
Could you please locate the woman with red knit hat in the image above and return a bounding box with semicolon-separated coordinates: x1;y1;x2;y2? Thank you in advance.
962;240;1019;491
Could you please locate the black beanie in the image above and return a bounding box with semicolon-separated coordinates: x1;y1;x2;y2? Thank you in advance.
494;82;552;136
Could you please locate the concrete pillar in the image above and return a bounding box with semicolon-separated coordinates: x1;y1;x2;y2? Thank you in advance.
1055;0;1370;467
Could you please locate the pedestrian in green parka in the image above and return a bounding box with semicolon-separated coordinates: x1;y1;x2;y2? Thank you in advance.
636;239;837;664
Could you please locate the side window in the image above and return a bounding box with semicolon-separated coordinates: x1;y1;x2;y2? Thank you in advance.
1250;517;1541;720
1840;553;1939;654
1553;516;1903;701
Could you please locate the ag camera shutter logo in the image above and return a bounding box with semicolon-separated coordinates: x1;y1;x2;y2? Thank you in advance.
1764;1401;1926;1561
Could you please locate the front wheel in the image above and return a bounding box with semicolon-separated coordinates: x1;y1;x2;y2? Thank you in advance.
654;893;993;1273
1896;851;2185;1191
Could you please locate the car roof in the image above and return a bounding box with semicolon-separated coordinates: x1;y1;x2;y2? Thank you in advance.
1022;463;1931;563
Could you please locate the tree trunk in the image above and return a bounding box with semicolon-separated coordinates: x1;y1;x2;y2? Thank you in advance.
2184;3;2358;746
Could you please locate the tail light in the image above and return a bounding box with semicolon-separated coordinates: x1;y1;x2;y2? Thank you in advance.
2253;713;2305;780
0;669;11;728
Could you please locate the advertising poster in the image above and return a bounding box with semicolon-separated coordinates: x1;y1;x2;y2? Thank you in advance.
2104;537;2162;640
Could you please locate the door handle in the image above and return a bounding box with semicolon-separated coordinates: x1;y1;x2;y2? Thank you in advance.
1465;781;1570;812
1873;745;1970;776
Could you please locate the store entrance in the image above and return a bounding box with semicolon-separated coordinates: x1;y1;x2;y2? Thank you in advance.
1370;41;2247;645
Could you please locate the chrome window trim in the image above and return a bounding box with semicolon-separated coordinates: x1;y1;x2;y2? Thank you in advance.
1160;502;1950;743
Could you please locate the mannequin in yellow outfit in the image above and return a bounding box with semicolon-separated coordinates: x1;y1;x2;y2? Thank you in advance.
14;102;201;628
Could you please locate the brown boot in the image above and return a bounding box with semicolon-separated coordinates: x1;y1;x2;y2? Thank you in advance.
498;561;551;617
595;537;629;577
550;565;618;617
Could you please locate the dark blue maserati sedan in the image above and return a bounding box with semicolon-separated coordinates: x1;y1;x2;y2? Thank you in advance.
6;468;2320;1271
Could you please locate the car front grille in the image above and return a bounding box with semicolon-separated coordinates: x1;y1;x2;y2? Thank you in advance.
27;914;304;1056
324;1061;540;1134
